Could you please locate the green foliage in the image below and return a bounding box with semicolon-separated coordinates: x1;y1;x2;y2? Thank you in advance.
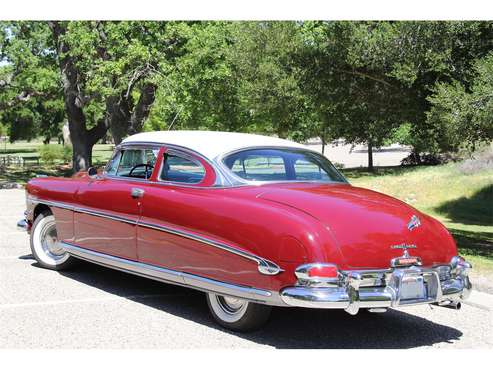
38;144;61;164
387;123;413;146
427;53;493;153
38;144;71;164
0;22;65;143
1;21;493;170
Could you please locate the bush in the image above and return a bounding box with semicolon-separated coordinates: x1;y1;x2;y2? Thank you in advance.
38;144;72;165
62;145;73;163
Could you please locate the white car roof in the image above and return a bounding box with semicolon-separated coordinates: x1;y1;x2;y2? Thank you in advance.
121;130;309;160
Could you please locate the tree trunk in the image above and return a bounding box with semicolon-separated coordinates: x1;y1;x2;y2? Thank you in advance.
368;140;374;172
49;21;108;172
107;95;130;146
70;133;92;172
321;126;327;155
411;148;421;165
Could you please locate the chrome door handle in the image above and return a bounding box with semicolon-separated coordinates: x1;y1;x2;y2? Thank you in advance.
131;188;145;199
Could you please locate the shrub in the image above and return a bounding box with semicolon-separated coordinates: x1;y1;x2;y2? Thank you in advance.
38;144;72;165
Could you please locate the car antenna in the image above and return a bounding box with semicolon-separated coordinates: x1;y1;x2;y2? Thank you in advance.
167;106;183;131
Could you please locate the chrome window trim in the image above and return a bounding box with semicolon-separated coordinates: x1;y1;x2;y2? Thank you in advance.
104;141;349;188
30;196;283;275
61;242;285;306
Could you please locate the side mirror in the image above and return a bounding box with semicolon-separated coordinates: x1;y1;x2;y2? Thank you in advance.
87;167;98;178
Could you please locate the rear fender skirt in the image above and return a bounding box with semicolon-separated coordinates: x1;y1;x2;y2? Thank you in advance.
28;196;283;276
61;242;285;306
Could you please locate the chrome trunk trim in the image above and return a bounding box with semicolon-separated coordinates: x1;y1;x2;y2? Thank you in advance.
61;242;285;306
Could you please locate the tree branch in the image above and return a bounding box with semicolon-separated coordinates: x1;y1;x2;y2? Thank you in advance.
87;117;109;146
129;82;157;134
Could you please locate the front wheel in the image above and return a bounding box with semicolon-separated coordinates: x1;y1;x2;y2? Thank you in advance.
30;210;76;270
206;292;272;331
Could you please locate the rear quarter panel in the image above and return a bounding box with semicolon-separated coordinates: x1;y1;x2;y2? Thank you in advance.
138;184;344;291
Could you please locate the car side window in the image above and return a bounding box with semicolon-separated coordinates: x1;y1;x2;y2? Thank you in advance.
107;148;158;179
160;152;205;184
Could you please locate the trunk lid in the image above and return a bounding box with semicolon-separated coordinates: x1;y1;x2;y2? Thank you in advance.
257;183;456;269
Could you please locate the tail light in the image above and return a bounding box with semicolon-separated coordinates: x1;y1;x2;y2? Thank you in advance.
307;265;338;278
295;263;340;286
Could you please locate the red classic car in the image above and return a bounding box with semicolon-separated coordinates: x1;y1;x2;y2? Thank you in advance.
17;131;472;331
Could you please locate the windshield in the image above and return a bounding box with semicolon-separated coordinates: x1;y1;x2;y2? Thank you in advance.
222;148;347;183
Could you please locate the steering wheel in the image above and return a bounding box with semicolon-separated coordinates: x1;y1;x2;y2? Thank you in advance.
128;163;154;178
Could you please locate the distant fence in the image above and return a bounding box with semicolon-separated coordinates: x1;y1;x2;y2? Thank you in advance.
0;155;39;167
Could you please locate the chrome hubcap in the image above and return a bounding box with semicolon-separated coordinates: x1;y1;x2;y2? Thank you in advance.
209;293;249;323
217;296;246;314
40;221;65;259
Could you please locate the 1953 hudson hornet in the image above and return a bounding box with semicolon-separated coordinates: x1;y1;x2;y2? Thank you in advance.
17;131;472;331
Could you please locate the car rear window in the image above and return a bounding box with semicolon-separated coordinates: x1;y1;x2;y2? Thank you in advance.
223;148;347;183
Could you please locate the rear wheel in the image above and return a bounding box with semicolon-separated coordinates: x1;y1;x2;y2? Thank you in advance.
206;292;272;331
30;210;76;270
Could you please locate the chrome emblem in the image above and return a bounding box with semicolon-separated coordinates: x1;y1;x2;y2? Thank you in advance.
391;243;417;250
407;215;421;231
390;248;422;267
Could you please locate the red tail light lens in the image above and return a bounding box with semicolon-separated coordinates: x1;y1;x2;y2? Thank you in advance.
307;265;338;278
294;263;340;286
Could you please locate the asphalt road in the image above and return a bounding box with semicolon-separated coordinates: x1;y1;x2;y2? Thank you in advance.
1;189;492;349
307;140;411;168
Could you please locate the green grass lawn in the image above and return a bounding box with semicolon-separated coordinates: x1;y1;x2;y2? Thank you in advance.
344;163;493;275
0;141;114;184
0;140;114;162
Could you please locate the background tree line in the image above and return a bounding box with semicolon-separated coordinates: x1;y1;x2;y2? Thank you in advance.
1;21;492;171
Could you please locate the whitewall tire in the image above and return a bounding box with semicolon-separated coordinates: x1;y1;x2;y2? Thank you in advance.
206;292;272;331
30;210;76;270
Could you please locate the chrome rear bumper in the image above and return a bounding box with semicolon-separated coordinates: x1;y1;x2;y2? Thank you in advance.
280;262;472;314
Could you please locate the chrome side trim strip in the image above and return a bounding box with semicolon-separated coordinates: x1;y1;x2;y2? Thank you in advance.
61;242;285;306
137;221;283;275
30;196;283;275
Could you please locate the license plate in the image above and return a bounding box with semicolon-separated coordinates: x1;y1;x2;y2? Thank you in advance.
400;275;426;300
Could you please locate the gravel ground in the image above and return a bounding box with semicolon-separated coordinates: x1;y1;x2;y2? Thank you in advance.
1;189;492;349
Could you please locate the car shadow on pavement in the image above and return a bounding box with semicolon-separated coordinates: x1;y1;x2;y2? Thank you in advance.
53;260;463;349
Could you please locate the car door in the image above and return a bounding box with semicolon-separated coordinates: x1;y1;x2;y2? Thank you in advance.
136;148;269;287
73;145;160;260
